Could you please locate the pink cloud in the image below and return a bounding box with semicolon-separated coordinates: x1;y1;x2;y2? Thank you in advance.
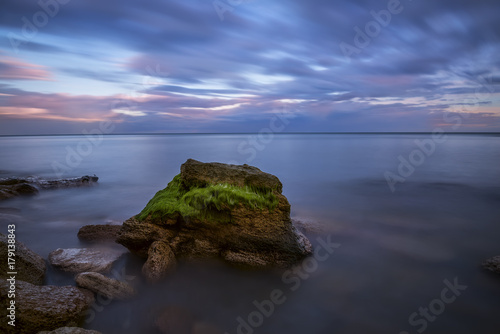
0;53;53;81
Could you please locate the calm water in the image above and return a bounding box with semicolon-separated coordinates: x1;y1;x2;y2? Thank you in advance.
1;134;500;334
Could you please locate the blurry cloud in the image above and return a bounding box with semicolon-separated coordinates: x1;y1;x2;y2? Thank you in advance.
0;0;498;134
0;53;52;81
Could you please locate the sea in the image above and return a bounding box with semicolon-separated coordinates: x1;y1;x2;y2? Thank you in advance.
1;133;499;334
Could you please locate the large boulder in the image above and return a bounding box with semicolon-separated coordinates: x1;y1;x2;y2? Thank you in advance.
0;233;46;284
48;248;124;274
117;159;312;279
75;272;136;300
0;279;94;334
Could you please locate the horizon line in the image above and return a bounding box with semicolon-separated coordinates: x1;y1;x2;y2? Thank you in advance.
1;131;500;137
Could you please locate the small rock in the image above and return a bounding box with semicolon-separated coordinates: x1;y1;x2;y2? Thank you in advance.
13;183;39;195
38;327;102;334
0;182;38;200
155;306;195;334
142;241;177;283
0;279;94;334
33;175;99;190
77;225;122;242
75;272;136;300
292;218;328;234
0;233;46;284
117;219;175;258
49;248;124;273
482;256;500;274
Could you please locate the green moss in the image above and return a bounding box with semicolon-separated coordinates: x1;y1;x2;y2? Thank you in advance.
137;174;278;222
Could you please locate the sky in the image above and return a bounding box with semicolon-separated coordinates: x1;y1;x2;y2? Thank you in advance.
0;0;499;135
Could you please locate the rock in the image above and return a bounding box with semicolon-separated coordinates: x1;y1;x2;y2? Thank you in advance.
192;322;224;334
13;183;39;195
117;219;175;258
0;175;98;201
155;306;195;334
180;158;282;192
0;182;38;200
38;327;102;334
117;159;312;278
142;241;177;283
292;218;328;234
75;272;136;300
482;256;500;274
35;175;99;189
77;224;121;242
0;279;94;334
0;233;46;284
49;248;124;273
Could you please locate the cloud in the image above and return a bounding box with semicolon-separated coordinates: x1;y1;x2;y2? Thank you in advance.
0;53;52;81
0;0;498;134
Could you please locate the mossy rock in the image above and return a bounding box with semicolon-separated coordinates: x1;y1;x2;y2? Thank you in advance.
117;159;312;276
137;173;278;224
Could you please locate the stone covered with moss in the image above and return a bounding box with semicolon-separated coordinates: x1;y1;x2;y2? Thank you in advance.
137;174;278;224
117;159;312;281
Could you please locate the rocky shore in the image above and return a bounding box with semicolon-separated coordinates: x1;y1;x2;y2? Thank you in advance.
1;160;500;333
0;161;314;332
0;175;99;201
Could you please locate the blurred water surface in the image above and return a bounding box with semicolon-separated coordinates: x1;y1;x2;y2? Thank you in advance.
1;134;499;334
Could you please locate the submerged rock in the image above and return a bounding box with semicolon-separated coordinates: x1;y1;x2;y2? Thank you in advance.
75;272;136;300
38;327;102;334
0;175;98;201
117;159;312;280
0;182;38;200
0;233;46;284
155;306;195;334
0;279;94;334
77;224;121;242
48;248;124;274
192;322;224;334
482;256;500;274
